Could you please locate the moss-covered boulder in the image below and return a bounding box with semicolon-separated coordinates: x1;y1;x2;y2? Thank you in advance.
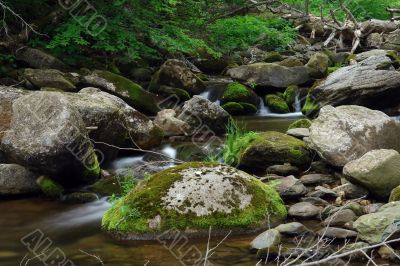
288;119;312;130
221;102;244;115
306;52;330;78
301;94;320;117
265;95;290;113
240;102;258;114
22;68;77;91
237;131;311;171
283;85;298;109
37;176;64;198
221;82;260;107
82;70;160;115
159;85;191;102
264;51;283;63
102;162;287;240
389;185;400;202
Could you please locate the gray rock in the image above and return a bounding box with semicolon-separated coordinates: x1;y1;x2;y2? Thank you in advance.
300;197;329;206
64;192;99;203
310;161;333;174
266;163;300;176
355;49;390;62
364;203;384;214
333;182;369;199
307;186;337;199
317;227;358;239
323;209;357;226
286;128;310;138
288;202;321;219
275;222;307;236
340;242;370;259
250;229;281;251
305;52;329;78
275;176;307;198
15;47;68;71
308;105;400;166
21;68;77;91
300;174;336;186
154;109;189;136
382;29;400;51
0;164;39;195
343;149;400;197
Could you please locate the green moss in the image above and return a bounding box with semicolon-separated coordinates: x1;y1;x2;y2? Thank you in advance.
36;176;64;198
265;94;290;113
82;151;101;182
288;118;312;130
95;70;160;115
389;186;400;202
283;85;298;108
239;102;258;114
222;82;251;101
102;162;287;234
264;51;283;63
301;94;320;117
221;102;245;115
328;66;340;74
159;85;191;102
387;51;400;67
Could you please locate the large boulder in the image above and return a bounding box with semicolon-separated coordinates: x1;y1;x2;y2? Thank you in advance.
102;162;287;240
154;109;189;136
238;131;311;171
307;54;400;109
0;164;39;195
305;52;329;78
21;68;78;91
382;29;400;51
353;202;400;244
308;105;400;166
221;82;260;106
15;47;69;71
0;92;100;184
343;149;400;198
82;70;160;114
177;96;230;135
227;63;310;88
148;59;205;95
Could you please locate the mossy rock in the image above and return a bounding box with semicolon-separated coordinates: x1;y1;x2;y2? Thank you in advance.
36;176;64;198
221;102;245;115
221;82;260;106
306;52;330;78
264;51;283;63
278;58;304;67
64;192;99;203
386;51;400;68
237;131;311;171
91;176;122;196
239;102;258;114
283;85;298;109
102;162;287;240
389;186;400;202
301;94;320;117
288;119;312;130
86;70;160;115
265;94;290;113
159;85;191;102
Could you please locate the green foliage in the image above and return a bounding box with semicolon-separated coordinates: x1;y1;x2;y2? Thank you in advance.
108;175;137;204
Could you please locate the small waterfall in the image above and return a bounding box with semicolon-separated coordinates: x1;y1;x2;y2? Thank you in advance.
257;96;303;118
160;144;177;160
294;92;302;113
109;155;144;171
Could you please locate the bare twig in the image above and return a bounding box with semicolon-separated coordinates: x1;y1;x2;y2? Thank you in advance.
79;249;104;266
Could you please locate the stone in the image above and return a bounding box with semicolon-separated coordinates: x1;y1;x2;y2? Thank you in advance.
307;105;400;166
227;63;310;88
305;52;329;78
307;186;337;199
154;109;189;136
22;68;77;91
1;92;100;183
0;164;39;195
317;227;358;239
266;164;300;176
274;176;307;198
300;197;329;206
90;176;122;196
102;162;287;240
333;182;369;199
389;185;400;202
36;176;64;198
288;119;312;130
382;29;400;51
265;94;290;113
177;96;230;135
275;222;308;236
323;209;357;226
340;242;370;259
300;174;335;186
250;229;281;251
15;47;68;71
64;192;99;203
221;82;260;107
343;149;400;197
310;161;333;174
286;128;310;138
364;203;383;214
288;202;321;219
378;245;397;261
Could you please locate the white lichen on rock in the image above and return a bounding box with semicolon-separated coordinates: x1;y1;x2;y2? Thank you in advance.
161;165;252;216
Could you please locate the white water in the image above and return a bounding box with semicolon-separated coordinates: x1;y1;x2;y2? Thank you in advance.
160;144;177;159
257;97;303;118
109;155;144;170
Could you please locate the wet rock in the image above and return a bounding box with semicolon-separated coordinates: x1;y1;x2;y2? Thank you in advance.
154;109;189;136
308;105;400;166
317;227;358;239
275;176;307;198
265;94;290;113
288;202;321;219
36;176;64;198
266;164;300;176
333;182;369;199
64;192;99;203
21;68;77;91
323;209;357;227
275;222;308;236
300;197;329;206
0;164;39;195
307;186;337;199
15;47;68;71
286;128;310;138
250;229;281;251
288;118;312;130
177;96;230;135
389;185;400;202
221;82;260;107
310;161;333;174
90;176;122;196
300;174;335;186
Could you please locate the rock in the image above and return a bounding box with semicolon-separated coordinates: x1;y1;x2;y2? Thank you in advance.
148;59;205;95
300;197;329;206
264;51;283;63
353;201;400;244
221;101;257;115
177;96;230;135
275;222;308;236
102;162;287;239
323;209;357;226
90;176;122;196
355;49;389;62
283;85;298;109
317;227;358;239
288;119;312;130
288;202;321;219
274;176;307;198
307;105;400;166
221;82;260;106
340;242;369;259
307;54;400;108
15;47;68;71
265;94;290;113
310;161;333;174
307;186;337;199
36;176;64;198
227;63;310;88
266;164;300;176
0;164;39;195
82;70;160;114
158;85;191;102
300;174;335;186
1;92;100;183
389;185;400;202
154;109;189;136
382;29;400;51
363;203;383;214
250;229;281;251
378;245;397;261
343;149;400;197
238;131;311;171
305;52;329;78
278;57;304;67
64;192;99;203
130;68;152;82
333;182;369;200
22;69;77;91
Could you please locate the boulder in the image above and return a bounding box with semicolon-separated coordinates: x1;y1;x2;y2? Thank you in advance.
250;229;281;251
288;118;312;130
305;52;329;78
0;164;39;195
221;82;260;106
286;128;310;139
317;227;357;239
15;47;68;71
288;202;321;219
275;222;308;236
265;94;290;113
22;69;77;91
382;29;400;51
82;70;160;114
177;96;230;135
300;174;335;186
354;202;400;244
323;209;357;226
154;109;189;136
102;162;287;239
36;176;64;198
148;59;205;95
389;186;400;202
238;131;311;171
343;149;400;198
227;63;310;88
307;54;400;109
266;164;300;176
307;105;400;166
1;92;100;184
274;176;307;198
